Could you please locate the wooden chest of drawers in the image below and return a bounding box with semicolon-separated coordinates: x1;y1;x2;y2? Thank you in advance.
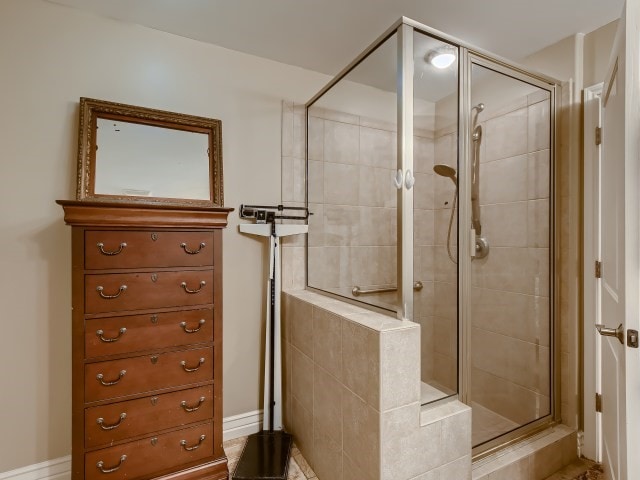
58;201;232;480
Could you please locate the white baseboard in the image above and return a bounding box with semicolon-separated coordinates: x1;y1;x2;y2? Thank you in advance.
222;409;263;441
0;410;263;480
0;456;71;480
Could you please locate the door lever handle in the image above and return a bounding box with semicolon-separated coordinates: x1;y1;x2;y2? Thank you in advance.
595;323;624;345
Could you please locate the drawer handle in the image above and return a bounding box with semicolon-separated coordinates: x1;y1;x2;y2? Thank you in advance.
181;281;205;294
181;396;206;412
96;455;127;474
96;370;126;386
96;328;127;343
180;319;206;333
96;285;127;299
181;358;205;372
96;413;127;430
96;242;127;256
180;434;206;451
180;242;206;255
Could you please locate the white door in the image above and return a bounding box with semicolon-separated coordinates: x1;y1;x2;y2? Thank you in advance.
598;2;640;479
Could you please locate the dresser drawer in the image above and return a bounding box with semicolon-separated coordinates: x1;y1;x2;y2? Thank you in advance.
85;231;214;270
85;270;213;314
85;309;213;358
85;385;214;449
85;347;213;402
85;422;214;480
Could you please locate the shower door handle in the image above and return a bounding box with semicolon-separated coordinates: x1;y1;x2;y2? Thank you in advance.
404;169;415;190
393;169;403;189
595;323;624;345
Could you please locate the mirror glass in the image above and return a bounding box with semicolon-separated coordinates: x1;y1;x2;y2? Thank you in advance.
76;98;223;206
95;118;210;200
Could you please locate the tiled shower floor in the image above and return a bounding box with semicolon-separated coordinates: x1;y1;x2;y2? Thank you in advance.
223;436;317;479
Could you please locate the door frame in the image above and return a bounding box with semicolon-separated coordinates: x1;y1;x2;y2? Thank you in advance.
582;82;603;462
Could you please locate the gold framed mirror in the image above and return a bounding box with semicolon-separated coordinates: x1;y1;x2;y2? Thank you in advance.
76;98;223;206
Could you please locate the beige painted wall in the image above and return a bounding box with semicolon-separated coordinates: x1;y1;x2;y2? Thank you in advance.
583;20;618;87
0;0;329;472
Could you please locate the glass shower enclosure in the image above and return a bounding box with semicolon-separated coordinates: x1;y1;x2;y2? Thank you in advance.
305;18;557;456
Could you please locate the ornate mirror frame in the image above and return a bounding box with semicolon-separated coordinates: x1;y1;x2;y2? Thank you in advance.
76;97;223;206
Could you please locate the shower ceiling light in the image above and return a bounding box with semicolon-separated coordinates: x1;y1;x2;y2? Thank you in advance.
426;48;457;69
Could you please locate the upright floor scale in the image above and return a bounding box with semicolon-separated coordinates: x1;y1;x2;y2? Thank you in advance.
234;205;308;480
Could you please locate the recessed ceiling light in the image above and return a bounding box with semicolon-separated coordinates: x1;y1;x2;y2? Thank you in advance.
426;48;457;69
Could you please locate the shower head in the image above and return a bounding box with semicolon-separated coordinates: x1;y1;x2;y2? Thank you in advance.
433;164;457;186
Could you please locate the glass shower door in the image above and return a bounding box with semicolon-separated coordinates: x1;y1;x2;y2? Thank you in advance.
468;61;553;449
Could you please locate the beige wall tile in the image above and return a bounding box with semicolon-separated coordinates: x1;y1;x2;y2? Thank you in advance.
528;100;551;153
380;327;421;411
308;203;324;247
324;162;360;205
484;108;528;161
313;307;343;380
415;245;435;283
413;280;435;320
359;207;395;246
342;319;380;407
529;440;563;480
415;209;436;246
313;365;343;447
308;116;324;161
527;150;550;200
343;388;380;479
434;246;457;284
282;101;294;158
434;281;457;319
313;427;343;480
435;132;457;168
324;205;360;246
414;173;435;210
308;159;324;204
433;315;457;359
380;403;442;480
528;199;550;248
324;120;359;164
291;396;315;467
415;136;435;174
481;202;528;247
433;351;458;392
290;296;314;358
472;247;543;296
435;207;457;247
487;456;529;479
293;108;306;159
434;172;457;210
480;155;528;205
343;453;376;480
291;346;314;412
441;406;472;464
281;156;294;202
359;166;396;208
360;126;396;169
434;455;471;479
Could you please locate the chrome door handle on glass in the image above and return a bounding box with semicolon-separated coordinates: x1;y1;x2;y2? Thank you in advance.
96;327;127;343
97;370;126;386
181;358;205;372
180;242;206;254
96;413;127;430
181;281;205;294
595;323;624;345
180;319;205;333
96;285;127;299
97;242;127;256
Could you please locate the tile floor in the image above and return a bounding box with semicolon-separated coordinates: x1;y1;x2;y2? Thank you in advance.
223;436;317;480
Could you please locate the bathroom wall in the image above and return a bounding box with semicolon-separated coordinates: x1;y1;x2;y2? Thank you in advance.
0;0;330;473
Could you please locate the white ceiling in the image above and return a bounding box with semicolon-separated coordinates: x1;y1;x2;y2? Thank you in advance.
47;0;622;76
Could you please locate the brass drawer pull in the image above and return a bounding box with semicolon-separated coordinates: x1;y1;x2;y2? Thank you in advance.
96;455;127;474
180;434;206;451
180;319;205;333
96;285;127;299
97;370;126;386
181;396;206;412
180;242;206;255
96;327;127;343
96;413;127;430
181;281;205;294
181;358;205;372
96;242;127;256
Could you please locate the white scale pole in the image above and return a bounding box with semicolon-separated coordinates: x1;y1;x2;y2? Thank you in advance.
239;223;308;431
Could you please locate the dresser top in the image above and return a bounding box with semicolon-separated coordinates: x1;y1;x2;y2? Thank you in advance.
57;200;234;228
